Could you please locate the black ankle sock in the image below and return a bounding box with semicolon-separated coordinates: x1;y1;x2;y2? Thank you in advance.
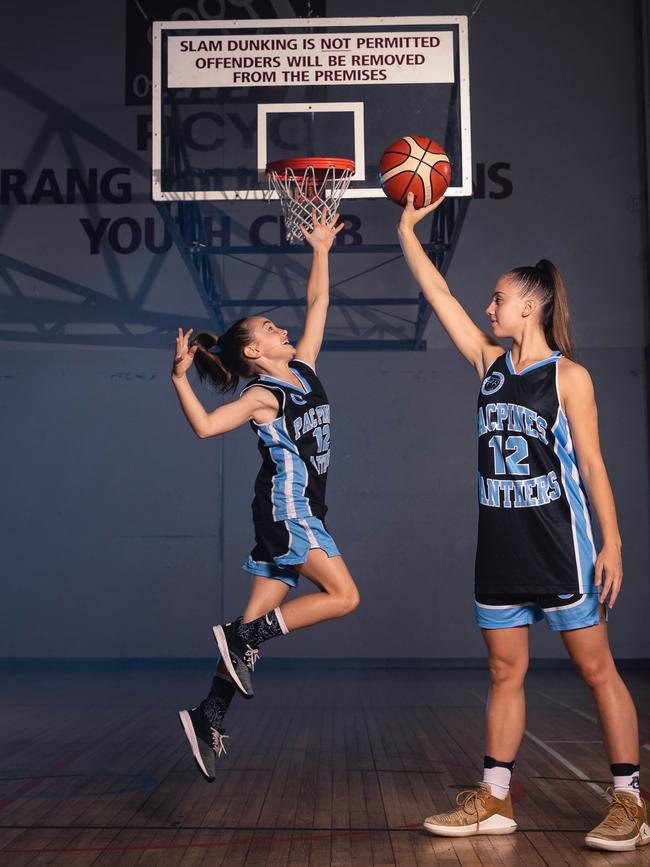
236;607;288;648
201;672;236;728
484;756;515;771
611;763;640;776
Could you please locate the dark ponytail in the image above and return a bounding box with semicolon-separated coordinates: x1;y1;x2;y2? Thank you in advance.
507;259;576;361
191;318;256;392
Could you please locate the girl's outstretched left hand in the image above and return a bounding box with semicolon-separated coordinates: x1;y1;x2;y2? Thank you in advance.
299;207;344;252
172;327;197;379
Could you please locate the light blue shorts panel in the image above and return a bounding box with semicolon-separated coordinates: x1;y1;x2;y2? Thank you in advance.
475;593;605;632
242;516;340;588
241;556;299;588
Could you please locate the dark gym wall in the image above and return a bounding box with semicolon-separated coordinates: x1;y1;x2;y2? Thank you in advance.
1;0;648;660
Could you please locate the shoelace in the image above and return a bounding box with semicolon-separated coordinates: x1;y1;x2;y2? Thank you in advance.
598;787;639;830
211;728;229;758
455;788;490;831
244;644;260;671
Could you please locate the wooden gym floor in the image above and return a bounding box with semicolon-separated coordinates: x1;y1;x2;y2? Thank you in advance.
1;665;650;866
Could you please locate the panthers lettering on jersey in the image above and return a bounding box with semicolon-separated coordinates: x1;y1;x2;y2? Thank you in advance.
475;351;597;594
241;360;330;522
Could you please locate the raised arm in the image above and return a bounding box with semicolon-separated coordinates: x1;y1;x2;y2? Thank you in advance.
294;209;343;369
171;328;278;437
560;360;623;608
398;192;501;378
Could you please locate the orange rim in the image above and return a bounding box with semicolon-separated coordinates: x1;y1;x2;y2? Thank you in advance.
266;157;355;176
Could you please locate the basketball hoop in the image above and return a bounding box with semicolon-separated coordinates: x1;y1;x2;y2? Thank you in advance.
265;158;355;243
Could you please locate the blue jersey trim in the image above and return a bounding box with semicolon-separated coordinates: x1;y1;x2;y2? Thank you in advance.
258;364;312;395
506;350;561;376
290;367;311;393
257;417;312;521
551;409;597;592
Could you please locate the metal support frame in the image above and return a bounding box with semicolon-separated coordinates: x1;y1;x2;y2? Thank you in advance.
162;192;470;351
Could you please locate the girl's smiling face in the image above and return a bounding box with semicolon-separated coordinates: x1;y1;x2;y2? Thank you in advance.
244;317;296;365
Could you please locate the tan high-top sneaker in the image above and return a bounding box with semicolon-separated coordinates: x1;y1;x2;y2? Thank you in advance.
585;789;650;852
423;782;517;837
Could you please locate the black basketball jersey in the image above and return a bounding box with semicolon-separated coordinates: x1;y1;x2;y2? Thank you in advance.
241;360;330;523
475;351;596;594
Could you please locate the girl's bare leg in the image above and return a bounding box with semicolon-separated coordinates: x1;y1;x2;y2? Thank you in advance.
217;576;291;675
561;617;639;763
272;549;360;631
481;626;530;761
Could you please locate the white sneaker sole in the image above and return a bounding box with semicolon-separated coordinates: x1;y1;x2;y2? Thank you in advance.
423;813;517;837
212;625;252;698
585;822;650;852
178;710;214;782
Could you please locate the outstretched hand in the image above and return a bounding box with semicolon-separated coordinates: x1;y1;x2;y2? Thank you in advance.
299;208;344;252
398;191;446;232
172;327;197;379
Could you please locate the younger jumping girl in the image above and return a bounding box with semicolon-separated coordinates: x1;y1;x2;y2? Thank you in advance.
399;192;648;852
172;211;360;781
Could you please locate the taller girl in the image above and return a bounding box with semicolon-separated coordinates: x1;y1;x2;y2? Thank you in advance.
399;192;648;852
172;211;360;782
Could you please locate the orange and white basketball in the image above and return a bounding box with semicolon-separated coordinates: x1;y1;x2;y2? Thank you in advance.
379;136;451;208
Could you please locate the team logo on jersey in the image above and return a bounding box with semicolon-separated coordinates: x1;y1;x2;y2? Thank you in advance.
481;371;505;395
290;393;307;405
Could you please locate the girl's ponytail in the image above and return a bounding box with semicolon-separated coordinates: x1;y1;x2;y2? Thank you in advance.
534;259;576;362
508;259;577;361
191;318;255;392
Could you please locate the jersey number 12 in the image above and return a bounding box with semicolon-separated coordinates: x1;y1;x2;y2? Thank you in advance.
488;435;529;475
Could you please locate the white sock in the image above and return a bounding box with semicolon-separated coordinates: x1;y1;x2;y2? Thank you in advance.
274;606;289;635
482;764;512;800
613;768;642;805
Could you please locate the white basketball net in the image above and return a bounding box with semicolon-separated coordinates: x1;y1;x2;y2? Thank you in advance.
267;164;354;243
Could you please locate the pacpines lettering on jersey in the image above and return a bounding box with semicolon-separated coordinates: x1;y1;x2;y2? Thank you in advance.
477;402;548;442
293;404;330;440
477;400;559;509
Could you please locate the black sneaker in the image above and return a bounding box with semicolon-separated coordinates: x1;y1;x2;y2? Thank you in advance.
178;706;229;782
212;618;259;699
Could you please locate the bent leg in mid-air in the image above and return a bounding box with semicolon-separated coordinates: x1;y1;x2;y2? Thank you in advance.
215;548;360;698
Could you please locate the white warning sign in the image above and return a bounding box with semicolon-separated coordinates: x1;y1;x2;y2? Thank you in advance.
167;31;454;88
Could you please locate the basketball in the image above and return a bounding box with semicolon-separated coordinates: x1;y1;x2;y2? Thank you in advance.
379;136;451;208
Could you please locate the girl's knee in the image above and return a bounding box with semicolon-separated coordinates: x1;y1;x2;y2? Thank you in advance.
575;656;617;690
341;587;360;615
332;586;360;617
489;654;528;687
